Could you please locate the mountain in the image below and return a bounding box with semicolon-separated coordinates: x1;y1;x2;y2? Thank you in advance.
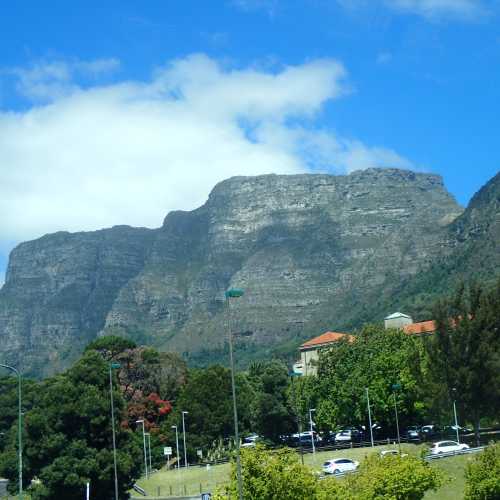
371;170;500;321
1;167;497;377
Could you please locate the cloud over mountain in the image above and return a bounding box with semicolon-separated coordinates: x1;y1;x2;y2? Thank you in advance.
0;54;412;247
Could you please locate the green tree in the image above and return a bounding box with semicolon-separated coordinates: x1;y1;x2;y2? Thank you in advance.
84;335;137;360
425;281;500;443
315;325;425;433
164;365;254;460
215;445;317;500
464;443;500;500
0;351;142;499
249;361;295;443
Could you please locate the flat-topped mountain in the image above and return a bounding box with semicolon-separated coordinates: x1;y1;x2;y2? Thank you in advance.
2;167;496;377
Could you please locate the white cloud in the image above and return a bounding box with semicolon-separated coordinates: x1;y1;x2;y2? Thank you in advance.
9;58;120;101
386;0;486;19
0;53;413;251
339;0;487;20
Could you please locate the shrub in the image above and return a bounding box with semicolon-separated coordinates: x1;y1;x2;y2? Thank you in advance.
464;443;500;500
214;445;317;500
345;454;444;500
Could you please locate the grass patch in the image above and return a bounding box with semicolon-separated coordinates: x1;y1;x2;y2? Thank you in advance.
424;454;472;500
132;443;473;499
133;443;419;498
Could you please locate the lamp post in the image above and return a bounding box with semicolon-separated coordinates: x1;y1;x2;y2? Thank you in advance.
309;408;316;461
136;419;148;478
172;425;180;470
365;388;374;448
145;433;152;473
0;364;22;500
392;384;402;454
109;362;121;500
171;425;180;470
225;288;244;500
181;411;189;468
289;372;304;465
452;388;460;444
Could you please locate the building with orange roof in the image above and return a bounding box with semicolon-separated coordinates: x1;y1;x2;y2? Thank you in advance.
402;320;436;336
385;311;437;336
295;331;354;376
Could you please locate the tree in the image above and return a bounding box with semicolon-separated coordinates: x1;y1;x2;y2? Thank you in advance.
465;442;500;500
164;365;254;460
425;281;500;443
215;445;317;500
0;351;142;499
248;361;295;443
84;336;137;361
314;325;426;433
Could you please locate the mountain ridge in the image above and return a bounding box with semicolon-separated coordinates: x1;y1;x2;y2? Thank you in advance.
2;167;497;377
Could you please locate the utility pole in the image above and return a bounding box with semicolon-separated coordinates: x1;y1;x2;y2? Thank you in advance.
225;288;245;500
392;384;402;454
309;408;316;462
365;388;374;447
109;362;121;500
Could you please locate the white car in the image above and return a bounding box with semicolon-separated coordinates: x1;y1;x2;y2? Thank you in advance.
322;458;359;475
430;441;470;455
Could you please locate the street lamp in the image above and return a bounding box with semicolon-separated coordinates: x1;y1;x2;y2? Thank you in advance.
391;384;402;454
136;419;148;478
109;362;121;500
225;288;244;500
171;425;180;470
145;433;152;473
452;388;460;444
0;364;22;500
309;408;316;461
289;372;304;465
181;411;189;468
365;388;374;448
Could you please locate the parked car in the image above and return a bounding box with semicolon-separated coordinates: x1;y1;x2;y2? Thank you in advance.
444;425;472;436
322;458;359;475
289;431;321;447
241;434;259;447
421;424;440;440
430;440;470;455
404;426;421;441
335;427;364;443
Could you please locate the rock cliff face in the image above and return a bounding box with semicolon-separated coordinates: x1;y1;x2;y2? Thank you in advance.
0;168;466;376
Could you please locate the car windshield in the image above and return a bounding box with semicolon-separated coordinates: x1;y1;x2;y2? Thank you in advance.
323;462;332;467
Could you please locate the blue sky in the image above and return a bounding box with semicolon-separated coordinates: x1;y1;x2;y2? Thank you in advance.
1;0;499;283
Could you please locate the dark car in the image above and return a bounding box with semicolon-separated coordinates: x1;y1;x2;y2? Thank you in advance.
444;425;472;436
404;426;421;442
420;424;441;440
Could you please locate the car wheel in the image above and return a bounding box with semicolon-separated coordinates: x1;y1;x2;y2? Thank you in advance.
334;469;340;475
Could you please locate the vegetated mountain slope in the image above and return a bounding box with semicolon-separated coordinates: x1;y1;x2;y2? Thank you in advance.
369;170;500;323
0;168;464;376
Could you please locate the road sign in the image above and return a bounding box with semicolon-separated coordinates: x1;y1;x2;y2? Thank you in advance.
164;446;172;456
201;494;211;500
197;449;203;457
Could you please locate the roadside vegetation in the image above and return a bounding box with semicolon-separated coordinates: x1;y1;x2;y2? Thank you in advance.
0;281;497;498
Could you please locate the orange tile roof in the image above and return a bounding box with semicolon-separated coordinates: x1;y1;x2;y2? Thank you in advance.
403;320;436;335
300;331;354;349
